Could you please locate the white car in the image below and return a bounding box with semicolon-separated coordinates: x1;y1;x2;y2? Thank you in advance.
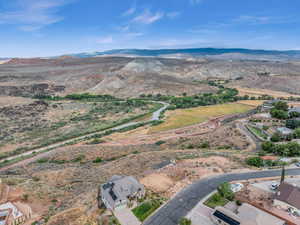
230;183;244;193
270;182;279;191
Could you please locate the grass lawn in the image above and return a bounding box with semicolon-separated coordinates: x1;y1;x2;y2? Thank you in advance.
150;103;254;133
132;199;163;222
247;125;268;140
204;193;229;209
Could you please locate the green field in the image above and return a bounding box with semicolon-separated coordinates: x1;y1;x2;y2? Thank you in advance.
150;103;254;133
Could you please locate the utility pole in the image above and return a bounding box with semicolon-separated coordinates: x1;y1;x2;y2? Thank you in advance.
280;165;285;184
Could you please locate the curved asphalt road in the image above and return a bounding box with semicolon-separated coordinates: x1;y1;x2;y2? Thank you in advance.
143;168;300;225
0;101;169;170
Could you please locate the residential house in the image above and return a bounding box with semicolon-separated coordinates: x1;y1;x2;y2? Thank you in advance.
276;127;293;137
211;203;286;225
261;100;280;112
100;175;145;211
274;182;300;212
0;202;32;225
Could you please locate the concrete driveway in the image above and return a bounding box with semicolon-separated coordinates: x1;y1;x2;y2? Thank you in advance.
187;203;214;225
143;168;300;225
114;208;141;225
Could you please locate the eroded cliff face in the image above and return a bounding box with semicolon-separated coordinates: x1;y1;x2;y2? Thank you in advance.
1;56;300;97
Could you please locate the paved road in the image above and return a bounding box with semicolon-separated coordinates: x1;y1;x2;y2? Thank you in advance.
0;101;169;170
143;168;300;225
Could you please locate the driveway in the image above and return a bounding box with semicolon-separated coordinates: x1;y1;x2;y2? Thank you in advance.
187;203;214;225
114;207;141;225
143;168;300;225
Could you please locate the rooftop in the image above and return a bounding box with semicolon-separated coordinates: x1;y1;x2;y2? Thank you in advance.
277;127;293;135
214;203;285;225
101;175;144;209
275;182;300;209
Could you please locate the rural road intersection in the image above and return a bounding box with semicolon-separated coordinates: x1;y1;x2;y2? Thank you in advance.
143;168;300;225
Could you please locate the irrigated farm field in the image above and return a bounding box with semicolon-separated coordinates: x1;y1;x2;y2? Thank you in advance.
237;100;265;107
149;103;254;133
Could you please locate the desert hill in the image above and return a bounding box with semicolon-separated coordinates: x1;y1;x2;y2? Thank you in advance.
1;55;300;97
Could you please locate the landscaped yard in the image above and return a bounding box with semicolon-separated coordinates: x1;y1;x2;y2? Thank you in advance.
132;199;163;222
150;103;254;133
204;193;229;209
247;125;268;140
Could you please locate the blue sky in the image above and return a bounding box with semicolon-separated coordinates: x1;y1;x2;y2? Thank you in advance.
0;0;300;57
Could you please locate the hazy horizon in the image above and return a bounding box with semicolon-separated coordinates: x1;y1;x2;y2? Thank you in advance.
1;0;300;57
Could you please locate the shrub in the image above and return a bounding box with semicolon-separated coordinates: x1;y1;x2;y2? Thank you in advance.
88;138;104;145
236;200;242;206
155;140;166;146
93;157;103;163
179;218;191;225
199;141;210;148
37;158;49;163
246;157;264;167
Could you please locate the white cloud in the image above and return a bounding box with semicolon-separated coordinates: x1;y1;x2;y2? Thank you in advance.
166;11;181;19
122;6;136;17
234;15;295;25
0;0;72;31
132;9;164;25
96;36;113;44
125;32;143;38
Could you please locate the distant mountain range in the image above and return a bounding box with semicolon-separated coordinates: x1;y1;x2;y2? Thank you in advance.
68;48;300;60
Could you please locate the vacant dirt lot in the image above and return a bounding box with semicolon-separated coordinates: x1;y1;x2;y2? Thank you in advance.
0;99;155;156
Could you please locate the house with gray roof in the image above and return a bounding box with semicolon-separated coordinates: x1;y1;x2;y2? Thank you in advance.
274;182;300;212
100;175;145;211
211;203;286;225
276;127;293;136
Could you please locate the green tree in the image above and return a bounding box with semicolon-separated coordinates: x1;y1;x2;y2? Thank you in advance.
217;182;234;201
271;133;282;142
294;128;300;138
270;109;289;120
286;119;300;129
246;157;264;167
289;111;300;118
262;141;275;153
273;101;289;111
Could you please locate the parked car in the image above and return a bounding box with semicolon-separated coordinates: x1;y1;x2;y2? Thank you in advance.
295;162;300;167
270;182;279;191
